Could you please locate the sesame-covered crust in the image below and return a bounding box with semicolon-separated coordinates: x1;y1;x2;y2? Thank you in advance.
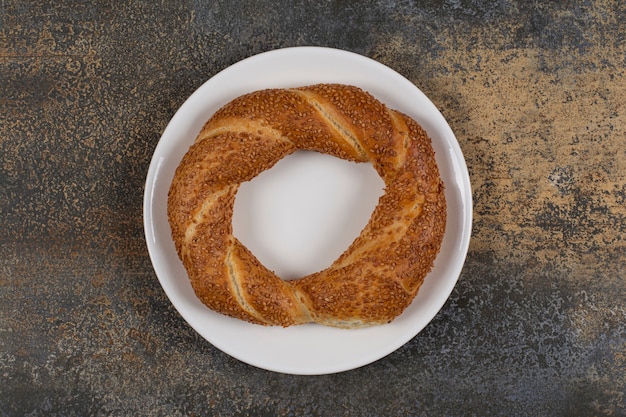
167;84;446;328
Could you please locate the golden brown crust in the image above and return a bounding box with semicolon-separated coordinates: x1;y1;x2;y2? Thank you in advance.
167;84;446;328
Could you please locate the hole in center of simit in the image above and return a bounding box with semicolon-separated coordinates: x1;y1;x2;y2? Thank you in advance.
232;150;385;280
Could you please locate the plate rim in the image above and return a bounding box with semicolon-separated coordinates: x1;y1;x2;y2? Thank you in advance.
143;46;472;375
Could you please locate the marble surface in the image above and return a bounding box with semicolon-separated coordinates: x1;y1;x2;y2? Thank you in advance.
1;1;625;415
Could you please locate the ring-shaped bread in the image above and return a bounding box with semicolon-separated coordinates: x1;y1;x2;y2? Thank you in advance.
167;84;446;328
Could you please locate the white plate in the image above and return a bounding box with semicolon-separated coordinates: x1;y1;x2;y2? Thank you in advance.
143;46;472;375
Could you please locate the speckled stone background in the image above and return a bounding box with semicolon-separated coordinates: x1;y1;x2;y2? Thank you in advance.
1;1;625;416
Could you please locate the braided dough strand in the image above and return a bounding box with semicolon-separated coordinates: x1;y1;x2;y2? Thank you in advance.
167;84;446;328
